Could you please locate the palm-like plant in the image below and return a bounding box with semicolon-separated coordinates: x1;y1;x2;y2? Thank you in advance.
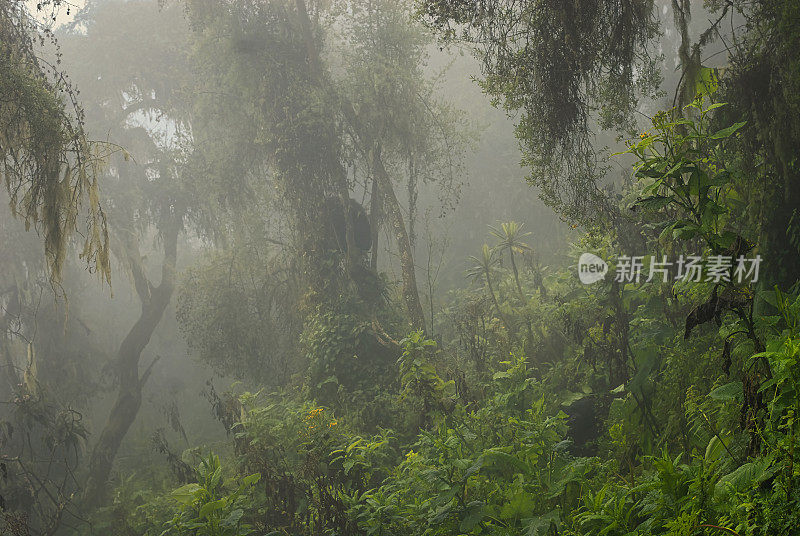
490;221;531;299
467;244;516;340
467;245;498;298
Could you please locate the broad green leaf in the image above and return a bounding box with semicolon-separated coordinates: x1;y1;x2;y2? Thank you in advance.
702;102;727;115
171;483;201;506
673;222;699;240
209;465;222;490
524;510;560;536
459;502;485;532
694;67;719;95
634;196;672;210
704;434;730;463
241;473;261;486
716;457;775;498
710;121;747;139
199;498;226;519
482;450;530;476
708;382;743;401
222;508;245;528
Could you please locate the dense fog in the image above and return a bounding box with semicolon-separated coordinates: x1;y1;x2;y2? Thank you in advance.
2;1;799;535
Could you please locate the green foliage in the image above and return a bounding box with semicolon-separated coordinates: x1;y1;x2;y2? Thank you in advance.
177;234;303;386
622;96;749;255
303;299;397;410
346;355;578;536
162;454;261;536
34;3;800;536
115;264;800;536
0;373;89;534
0;0;110;285
397;331;455;429
225;392;391;534
417;0;661;221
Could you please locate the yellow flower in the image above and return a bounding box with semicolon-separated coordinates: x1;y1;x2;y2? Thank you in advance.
306;407;324;420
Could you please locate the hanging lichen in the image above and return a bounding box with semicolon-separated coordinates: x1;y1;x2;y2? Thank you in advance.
0;1;110;288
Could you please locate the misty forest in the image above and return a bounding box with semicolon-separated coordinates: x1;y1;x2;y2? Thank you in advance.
3;0;800;534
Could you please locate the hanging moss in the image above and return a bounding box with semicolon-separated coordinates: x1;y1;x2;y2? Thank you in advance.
0;1;109;287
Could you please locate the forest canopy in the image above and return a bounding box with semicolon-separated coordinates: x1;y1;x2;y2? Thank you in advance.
1;1;800;536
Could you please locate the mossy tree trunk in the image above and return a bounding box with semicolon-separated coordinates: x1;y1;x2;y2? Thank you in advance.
295;0;426;331
369;145;426;331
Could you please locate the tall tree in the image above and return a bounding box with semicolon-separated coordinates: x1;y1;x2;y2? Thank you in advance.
722;0;800;293
299;0;465;331
417;0;661;223
184;0;465;332
57;0;193;505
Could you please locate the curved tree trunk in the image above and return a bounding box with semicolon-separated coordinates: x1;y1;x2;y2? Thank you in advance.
82;224;178;507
